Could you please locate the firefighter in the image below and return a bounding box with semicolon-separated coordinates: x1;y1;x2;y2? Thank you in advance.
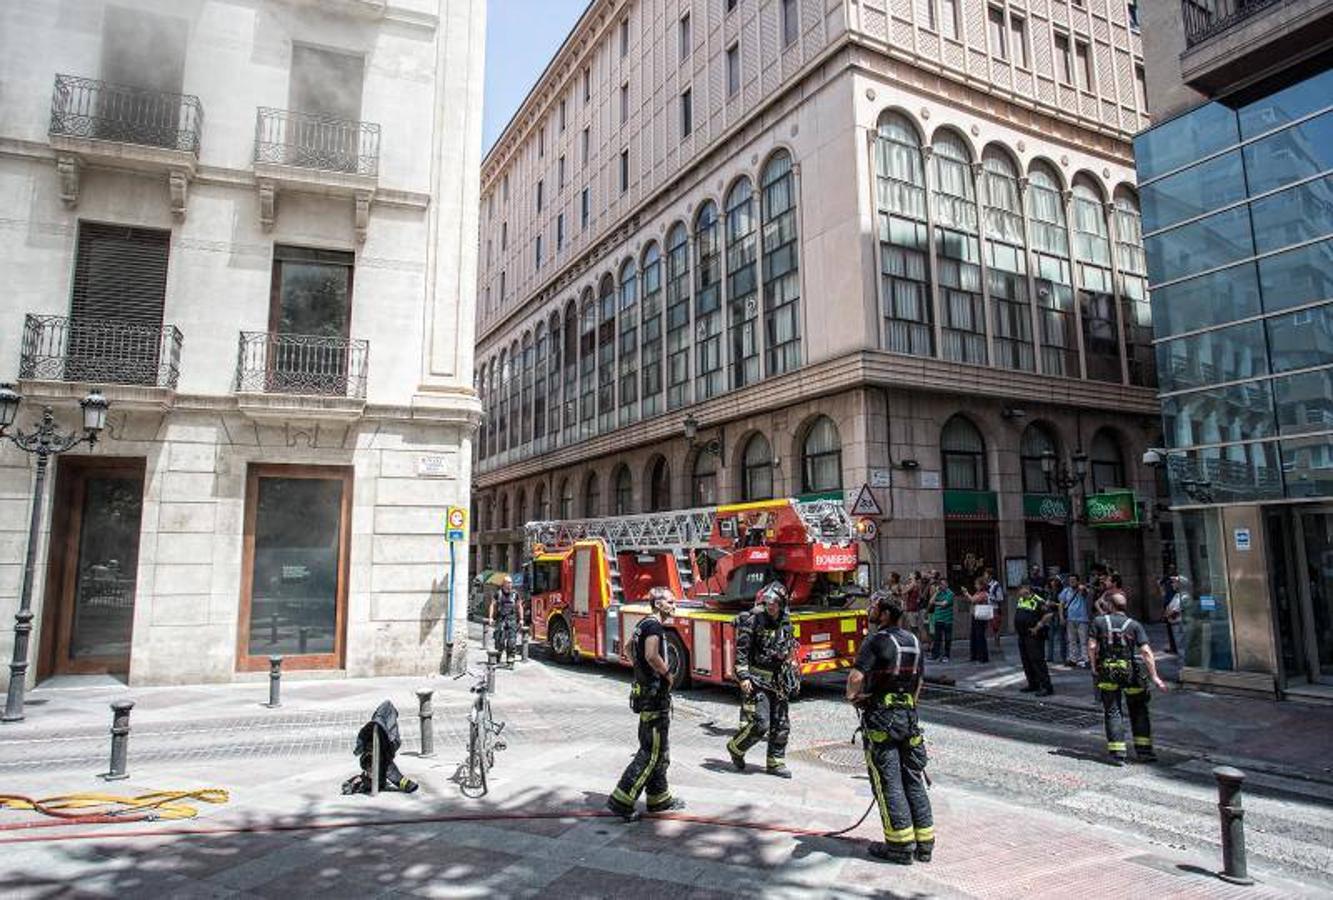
1088;591;1168;766
1013;582;1055;696
487;576;523;666
846;592;933;865
727;581;798;778
733;589;767;731
607;587;686;819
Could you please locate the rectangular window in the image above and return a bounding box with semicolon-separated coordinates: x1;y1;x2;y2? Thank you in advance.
558;154;566;190
1128;1;1139;28
988;6;1007;60
726;0;738;11
1134;64;1147;110
619;18;629;57
726;43;740;96
620;82;629;126
1075;39;1093;90
782;0;798;46
499;270;506;300
536;179;544;212
581;127;590;164
920;0;937;31
559;98;567;131
681;88;693;137
502;174;509;202
680;13;691;61
941;0;959;39
538;126;545;158
486;238;492;265
557;213;565;252
582;66;591;103
581;187;590;228
1055;32;1073;84
1010;14;1027;68
535;234;543;270
501;221;508;250
619;149;629;193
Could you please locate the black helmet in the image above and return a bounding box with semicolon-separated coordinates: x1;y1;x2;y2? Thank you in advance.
869;590;902;619
757;581;789;610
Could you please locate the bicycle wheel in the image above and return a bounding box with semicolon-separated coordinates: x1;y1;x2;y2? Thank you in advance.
466;716;486;797
481;698;496;771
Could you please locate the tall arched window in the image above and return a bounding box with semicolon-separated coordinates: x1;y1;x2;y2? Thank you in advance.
649;457;671;512
507;340;520;450
1090;429;1126;492
1114;187;1154;387
1028;163;1078;378
1020;424;1057;493
876;111;933;356
597;274;617;432
725;178;759;388
534;322;548;445
562;300;578;442
1073;176;1121;382
559;478;574;518
584;471;601;517
477;365;488;462
802;417;843;493
762;150;801;375
640;242;664;417
742;433;774;501
498;349;510;452
486;358;497;457
665;223;691;409
695;201;724;399
579;290;596;438
534;482;548;520
932;130;986;365
941;416;987;490
692;451;718;506
618;259;639;425
520;332;533;449
515;488;527;527
613;465;633;515
982;146;1033;371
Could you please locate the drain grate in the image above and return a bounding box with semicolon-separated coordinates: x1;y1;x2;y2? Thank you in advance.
924;687;1104;729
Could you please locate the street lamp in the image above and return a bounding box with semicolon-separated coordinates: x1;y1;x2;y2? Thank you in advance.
1042;448;1088;573
0;385;109;723
682;413;724;459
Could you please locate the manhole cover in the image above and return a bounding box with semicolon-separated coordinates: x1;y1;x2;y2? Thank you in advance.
817;745;867;771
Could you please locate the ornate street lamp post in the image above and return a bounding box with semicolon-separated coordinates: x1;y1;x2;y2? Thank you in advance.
0;384;109;723
1042;448;1088;573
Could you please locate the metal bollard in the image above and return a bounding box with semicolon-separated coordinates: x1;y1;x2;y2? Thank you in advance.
520;624;530;662
416;689;435;758
486;647;500;693
1214;766;1255;885
266;655;283;708
103;700;134;781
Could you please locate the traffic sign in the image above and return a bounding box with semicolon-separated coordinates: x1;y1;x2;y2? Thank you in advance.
855;517;878;542
849;483;883;517
446;505;468;543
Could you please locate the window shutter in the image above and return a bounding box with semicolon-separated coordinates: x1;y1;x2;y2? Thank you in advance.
71;223;169;326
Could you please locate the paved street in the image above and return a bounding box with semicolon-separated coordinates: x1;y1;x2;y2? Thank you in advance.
1;633;1331;899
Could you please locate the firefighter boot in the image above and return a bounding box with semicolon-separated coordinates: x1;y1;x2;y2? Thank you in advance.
868;842;914;865
728;745;747;771
605;797;641;823
766;759;792;778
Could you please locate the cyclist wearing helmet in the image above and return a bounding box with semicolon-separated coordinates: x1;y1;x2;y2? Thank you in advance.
727;580;798;778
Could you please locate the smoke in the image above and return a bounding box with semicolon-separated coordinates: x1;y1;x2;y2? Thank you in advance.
100;5;188;94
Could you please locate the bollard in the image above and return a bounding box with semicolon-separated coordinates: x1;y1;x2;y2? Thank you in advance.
520;624;530;662
298;626;309;654
486;647;500;694
266;655;283;708
1214;766;1255;885
103;700;134;781
416;689;435;758
369;726;381;797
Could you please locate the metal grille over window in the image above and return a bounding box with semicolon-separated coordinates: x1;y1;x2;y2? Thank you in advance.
876;112;933;356
932;130;987;366
726;178;760;389
762;151;801;376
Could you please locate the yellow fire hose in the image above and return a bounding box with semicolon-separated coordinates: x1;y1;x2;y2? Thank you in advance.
0;789;229;831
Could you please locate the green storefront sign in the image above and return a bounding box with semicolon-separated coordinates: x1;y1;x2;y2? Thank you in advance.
1085;490;1139;528
1023;493;1070;522
943;490;998;521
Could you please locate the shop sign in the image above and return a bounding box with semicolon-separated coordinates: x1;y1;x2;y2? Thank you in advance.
1085;491;1139;528
1023;493;1070;522
812;545;860;570
943;490;998;521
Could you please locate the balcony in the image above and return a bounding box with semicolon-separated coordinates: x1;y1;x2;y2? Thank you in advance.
234;331;368;420
252;108;380;241
17;314;182;408
48;74;203;217
1180;0;1333;93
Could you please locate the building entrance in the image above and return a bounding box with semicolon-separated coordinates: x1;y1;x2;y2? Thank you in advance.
1268;506;1333;687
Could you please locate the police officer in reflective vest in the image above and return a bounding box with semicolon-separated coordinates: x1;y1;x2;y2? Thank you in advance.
487;576;524;665
1088;591;1168;765
727;581;797;778
607;587;686;819
1014;582;1055;696
847;592;933;864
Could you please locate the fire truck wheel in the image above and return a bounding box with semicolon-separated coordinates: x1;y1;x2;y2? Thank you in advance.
548;617;576;664
663;630;691;691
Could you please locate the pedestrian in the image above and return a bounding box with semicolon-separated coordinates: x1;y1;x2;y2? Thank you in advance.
1013;582;1054;695
487;576;524;666
927;575;954;663
964;576;991;663
903;571;925;646
727;581;798;778
1063;575;1091;668
846;592;933;865
983;566;1006;652
1162;573;1183;656
1028;564;1045;593
1088;591;1168;766
607;587;686;819
1044;576;1067;664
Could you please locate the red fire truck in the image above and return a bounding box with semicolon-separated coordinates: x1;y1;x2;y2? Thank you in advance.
523;498;868;689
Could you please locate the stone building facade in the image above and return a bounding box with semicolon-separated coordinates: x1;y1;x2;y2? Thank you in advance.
0;0;484;687
474;0;1164;618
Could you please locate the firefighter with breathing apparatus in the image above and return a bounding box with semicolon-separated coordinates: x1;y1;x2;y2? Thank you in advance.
1088;590;1167;765
727;581;799;778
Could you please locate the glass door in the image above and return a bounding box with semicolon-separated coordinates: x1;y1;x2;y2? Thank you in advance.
1299;509;1333;684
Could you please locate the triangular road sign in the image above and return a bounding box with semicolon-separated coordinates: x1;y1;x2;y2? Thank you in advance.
849;483;883;517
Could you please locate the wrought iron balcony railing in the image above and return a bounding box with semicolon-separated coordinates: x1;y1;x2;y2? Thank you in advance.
49;74;203;154
1182;0;1286;46
236;332;369;399
20;314;183;389
253;107;380;177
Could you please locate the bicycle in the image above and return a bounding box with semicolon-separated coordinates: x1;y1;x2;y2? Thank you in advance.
455;665;506;797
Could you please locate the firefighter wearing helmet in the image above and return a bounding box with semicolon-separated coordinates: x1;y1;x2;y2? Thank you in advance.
727;580;799;778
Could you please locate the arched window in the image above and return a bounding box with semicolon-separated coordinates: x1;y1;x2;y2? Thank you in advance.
579;289;596;438
520;332;533;449
1090;430;1126;492
534;482;548;520
515;488;527;527
477;365;488;462
546;312;562;441
932;130;986;365
613;465;633;515
742;433;774;501
665;223;691;410
941;416;987;490
499;493;510;530
584;471;601;517
692;451;718;506
726;178;759;387
1020;424;1057;493
1028;163;1077;378
982;147;1033;371
640;242;664;417
875;111;933;356
1114;186;1154;387
802;417;843;493
695;201;724;400
762;150;801;375
618;259;639;425
507;340;520;450
597;274;617;432
1073;176;1121;382
649;457;671;512
533;323;548;445
486;358;498;457
559;478;574;518
498;349;510;452
562;299;578;441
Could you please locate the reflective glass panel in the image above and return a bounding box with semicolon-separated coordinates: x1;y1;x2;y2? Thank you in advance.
1281;435;1333;498
1171;509;1234;671
1161;382;1275;449
1258;239;1333;312
1134;101;1238;182
1250;174;1333;254
1274;369;1333;435
1150;262;1261;337
1155;320;1268;392
1140;151;1245;234
70;474;143;662
1243;111;1333;196
1145;205;1253;285
1165;442;1284;504
1238;67;1333;139
1267;302;1333;373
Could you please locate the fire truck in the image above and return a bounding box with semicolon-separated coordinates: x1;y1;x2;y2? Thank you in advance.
522;498;868;690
